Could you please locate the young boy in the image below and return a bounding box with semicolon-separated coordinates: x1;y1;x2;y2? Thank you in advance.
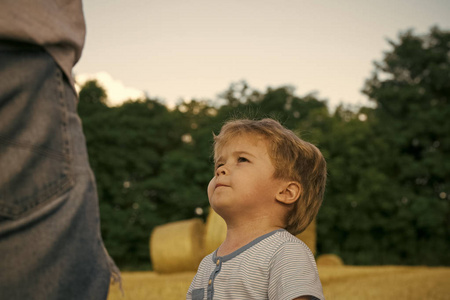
187;118;326;300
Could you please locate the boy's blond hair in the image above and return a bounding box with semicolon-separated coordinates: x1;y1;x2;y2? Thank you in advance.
213;118;327;235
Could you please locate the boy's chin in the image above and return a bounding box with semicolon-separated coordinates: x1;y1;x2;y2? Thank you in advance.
210;200;233;218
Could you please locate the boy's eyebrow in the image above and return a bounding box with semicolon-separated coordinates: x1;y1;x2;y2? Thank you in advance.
214;151;256;163
234;151;256;157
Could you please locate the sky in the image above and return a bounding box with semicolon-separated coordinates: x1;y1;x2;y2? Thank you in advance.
74;0;450;109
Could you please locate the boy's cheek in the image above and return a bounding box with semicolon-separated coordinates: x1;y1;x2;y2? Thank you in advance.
207;177;215;199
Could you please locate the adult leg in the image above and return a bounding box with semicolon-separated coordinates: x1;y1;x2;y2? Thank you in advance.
0;42;118;300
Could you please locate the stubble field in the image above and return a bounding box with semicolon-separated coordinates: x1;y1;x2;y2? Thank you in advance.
107;265;450;299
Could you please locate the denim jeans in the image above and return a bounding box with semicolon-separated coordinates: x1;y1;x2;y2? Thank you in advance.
0;42;118;299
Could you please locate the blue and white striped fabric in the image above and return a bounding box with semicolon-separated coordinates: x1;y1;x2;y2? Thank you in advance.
187;229;324;300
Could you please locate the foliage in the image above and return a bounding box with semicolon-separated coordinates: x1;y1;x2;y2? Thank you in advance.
362;26;450;265
77;26;450;268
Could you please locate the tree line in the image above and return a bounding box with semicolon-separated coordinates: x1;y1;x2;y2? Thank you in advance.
78;27;449;269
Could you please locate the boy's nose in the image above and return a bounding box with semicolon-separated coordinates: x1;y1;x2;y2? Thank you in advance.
216;165;227;176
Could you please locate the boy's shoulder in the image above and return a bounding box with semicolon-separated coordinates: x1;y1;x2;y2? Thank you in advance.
261;229;312;252
266;229;315;260
271;229;307;245
233;229;309;259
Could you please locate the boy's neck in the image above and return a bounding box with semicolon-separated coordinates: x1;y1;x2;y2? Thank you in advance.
217;220;283;257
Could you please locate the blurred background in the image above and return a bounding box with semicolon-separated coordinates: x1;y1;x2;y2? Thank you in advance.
73;0;449;270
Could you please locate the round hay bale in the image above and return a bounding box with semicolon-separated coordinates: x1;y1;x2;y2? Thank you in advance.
204;208;227;255
316;254;344;266
295;218;316;255
150;218;205;273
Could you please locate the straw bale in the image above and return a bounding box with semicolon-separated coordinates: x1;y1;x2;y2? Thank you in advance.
295;218;316;255
317;254;344;266
204;208;227;255
150;218;205;273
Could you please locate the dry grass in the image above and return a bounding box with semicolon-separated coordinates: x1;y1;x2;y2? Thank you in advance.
107;266;450;300
108;272;194;300
319;266;450;300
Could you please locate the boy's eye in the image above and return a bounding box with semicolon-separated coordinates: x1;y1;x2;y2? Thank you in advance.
237;157;249;163
215;163;224;169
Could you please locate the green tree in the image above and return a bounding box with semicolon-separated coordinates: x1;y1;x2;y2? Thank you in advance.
152;100;219;223
362;26;450;264
316;107;396;264
77;81;187;268
77;80;108;115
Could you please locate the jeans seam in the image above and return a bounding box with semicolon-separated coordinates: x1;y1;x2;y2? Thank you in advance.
0;61;74;219
0;136;67;161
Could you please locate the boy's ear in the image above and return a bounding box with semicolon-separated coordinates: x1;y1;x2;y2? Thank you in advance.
276;181;301;205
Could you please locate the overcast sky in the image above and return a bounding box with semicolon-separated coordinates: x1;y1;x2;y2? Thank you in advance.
73;0;450;109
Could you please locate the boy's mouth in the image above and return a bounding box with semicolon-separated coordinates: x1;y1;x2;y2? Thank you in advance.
215;183;229;189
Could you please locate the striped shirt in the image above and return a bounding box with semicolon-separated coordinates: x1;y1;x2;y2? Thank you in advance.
187;229;324;300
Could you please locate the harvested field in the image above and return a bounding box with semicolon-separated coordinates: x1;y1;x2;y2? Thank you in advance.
107;265;450;299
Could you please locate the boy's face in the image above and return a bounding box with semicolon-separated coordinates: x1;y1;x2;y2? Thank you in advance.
208;134;286;221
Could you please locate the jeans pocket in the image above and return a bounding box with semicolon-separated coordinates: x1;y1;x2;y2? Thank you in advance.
0;48;74;219
192;288;205;300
